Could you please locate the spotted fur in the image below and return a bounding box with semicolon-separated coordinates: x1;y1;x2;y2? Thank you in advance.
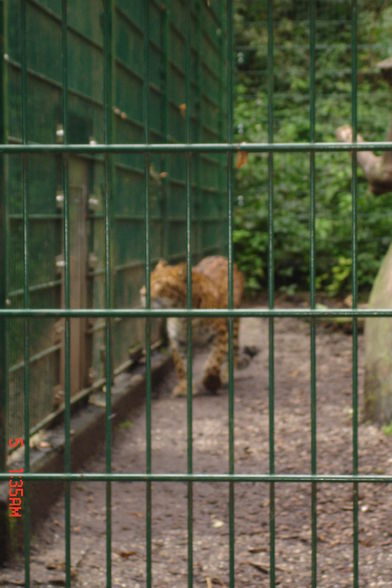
140;256;244;397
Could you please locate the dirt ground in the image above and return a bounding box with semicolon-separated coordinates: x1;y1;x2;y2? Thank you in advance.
2;308;392;587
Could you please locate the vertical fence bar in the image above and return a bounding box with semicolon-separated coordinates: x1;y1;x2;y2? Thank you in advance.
61;2;71;586
267;1;275;585
103;1;114;585
161;0;169;261
0;0;7;496
195;0;202;259
185;3;193;587
309;1;317;586
0;0;7;469
20;1;31;584
351;1;359;586
226;1;235;586
143;2;152;586
217;0;224;257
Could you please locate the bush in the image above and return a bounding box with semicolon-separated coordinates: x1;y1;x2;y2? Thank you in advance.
234;2;392;298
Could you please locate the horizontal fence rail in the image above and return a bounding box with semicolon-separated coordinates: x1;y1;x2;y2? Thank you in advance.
1;308;392;318
1;141;392;153
2;473;392;483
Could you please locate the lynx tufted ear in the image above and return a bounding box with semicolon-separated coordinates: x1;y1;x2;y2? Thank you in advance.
155;259;167;269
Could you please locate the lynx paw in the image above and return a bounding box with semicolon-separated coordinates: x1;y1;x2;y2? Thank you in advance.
172;382;193;397
202;372;221;392
237;353;251;369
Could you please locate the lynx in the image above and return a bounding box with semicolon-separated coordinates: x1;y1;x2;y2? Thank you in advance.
140;256;244;397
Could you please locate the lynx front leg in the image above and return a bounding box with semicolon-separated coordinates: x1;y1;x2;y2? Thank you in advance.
233;317;250;369
202;319;228;392
171;341;194;397
216;318;247;386
221;318;241;385
167;318;193;397
171;345;188;397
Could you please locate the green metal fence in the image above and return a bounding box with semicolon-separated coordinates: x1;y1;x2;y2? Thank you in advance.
1;0;392;586
1;0;227;440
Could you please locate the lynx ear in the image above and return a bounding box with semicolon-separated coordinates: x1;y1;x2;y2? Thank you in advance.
155;259;167;269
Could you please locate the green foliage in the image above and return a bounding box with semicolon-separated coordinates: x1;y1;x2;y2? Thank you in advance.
119;419;133;430
234;1;392;297
382;421;392;436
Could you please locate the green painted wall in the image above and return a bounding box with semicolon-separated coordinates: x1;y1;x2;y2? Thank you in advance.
2;0;228;437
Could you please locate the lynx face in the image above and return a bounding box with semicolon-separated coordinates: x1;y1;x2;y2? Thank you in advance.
140;260;187;309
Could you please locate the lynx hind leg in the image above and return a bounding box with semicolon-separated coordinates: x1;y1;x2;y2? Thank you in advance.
222;318;240;366
220;318;244;385
202;319;228;392
171;345;192;397
233;318;240;367
234;317;251;369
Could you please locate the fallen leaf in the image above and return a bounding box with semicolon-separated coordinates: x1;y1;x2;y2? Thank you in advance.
248;559;284;574
236;149;248;169
118;550;137;558
131;511;144;518
248;560;269;575
248;546;266;553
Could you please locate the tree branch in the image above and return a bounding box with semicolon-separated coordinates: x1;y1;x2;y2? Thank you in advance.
336;124;392;195
336;57;392;196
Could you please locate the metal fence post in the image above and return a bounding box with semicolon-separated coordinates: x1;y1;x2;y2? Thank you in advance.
0;0;8;482
309;1;318;585
143;2;153;586
351;2;359;586
103;1;115;585
0;3;10;560
185;5;194;586
226;2;235;586
160;0;170;262
20;1;31;583
267;2;276;585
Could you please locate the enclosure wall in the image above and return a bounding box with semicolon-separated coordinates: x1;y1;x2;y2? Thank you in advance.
2;0;228;438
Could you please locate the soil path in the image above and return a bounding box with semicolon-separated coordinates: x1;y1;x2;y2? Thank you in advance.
2;314;392;587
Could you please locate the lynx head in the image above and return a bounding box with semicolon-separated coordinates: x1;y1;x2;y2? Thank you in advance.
140;260;187;309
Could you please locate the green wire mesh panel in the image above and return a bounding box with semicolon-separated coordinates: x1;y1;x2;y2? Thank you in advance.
1;0;228;438
2;0;391;587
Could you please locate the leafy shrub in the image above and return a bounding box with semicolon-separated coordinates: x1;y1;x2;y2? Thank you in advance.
234;2;392;298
